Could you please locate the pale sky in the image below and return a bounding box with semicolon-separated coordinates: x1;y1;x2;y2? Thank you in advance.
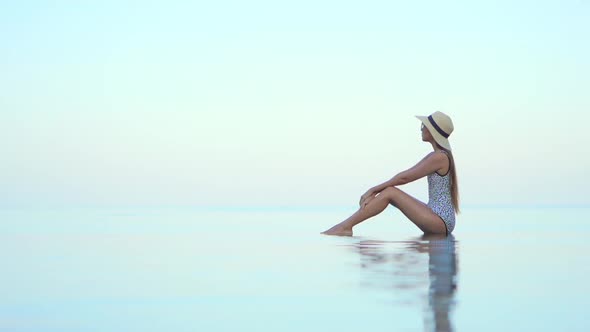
1;0;589;208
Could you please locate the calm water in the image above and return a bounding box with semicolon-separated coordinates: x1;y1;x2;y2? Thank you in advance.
1;206;589;331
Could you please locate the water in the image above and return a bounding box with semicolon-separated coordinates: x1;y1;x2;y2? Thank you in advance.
1;206;589;331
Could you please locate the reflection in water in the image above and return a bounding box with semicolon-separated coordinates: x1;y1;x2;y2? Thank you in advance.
345;234;458;332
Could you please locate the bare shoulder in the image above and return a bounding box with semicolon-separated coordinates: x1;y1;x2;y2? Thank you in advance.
419;151;439;161
424;151;447;162
422;151;448;169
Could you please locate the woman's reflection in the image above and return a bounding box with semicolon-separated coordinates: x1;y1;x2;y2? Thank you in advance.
350;234;458;332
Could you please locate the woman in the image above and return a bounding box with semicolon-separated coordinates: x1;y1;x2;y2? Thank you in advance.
321;111;459;236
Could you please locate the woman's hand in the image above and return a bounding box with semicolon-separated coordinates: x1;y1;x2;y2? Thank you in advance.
361;194;377;209
359;190;377;209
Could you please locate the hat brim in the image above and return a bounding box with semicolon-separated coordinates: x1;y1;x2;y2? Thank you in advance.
416;115;452;151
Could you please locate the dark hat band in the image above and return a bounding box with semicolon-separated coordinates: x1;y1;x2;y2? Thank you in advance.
428;115;450;138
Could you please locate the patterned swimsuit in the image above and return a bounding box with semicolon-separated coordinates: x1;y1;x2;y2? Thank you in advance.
426;151;456;235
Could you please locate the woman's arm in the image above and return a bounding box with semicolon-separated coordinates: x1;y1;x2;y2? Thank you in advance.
368;152;448;194
368;173;410;194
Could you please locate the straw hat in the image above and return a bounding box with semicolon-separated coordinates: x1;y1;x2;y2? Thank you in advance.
415;111;454;151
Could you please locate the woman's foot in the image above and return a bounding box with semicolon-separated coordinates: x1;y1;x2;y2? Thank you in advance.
320;224;353;236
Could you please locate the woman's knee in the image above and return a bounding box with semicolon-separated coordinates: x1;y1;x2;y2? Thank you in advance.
380;186;402;203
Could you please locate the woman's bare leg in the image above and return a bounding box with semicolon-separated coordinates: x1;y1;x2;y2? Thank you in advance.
321;186;447;236
320;192;390;236
385;187;447;235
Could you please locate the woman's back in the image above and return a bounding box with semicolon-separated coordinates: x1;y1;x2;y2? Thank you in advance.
427;150;455;234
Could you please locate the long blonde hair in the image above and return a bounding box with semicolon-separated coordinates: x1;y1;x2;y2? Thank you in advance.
437;144;460;214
